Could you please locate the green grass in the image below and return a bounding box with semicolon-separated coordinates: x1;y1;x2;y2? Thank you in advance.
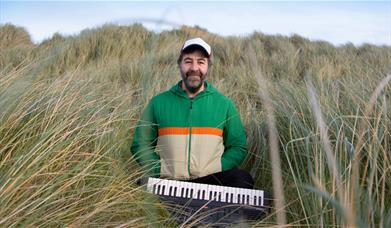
1;23;390;227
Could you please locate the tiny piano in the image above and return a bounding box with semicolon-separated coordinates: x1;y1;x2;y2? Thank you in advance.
147;177;271;225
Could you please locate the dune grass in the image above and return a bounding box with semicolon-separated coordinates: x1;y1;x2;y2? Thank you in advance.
1;23;390;227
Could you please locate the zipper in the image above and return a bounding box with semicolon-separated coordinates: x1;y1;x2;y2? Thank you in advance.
187;98;193;177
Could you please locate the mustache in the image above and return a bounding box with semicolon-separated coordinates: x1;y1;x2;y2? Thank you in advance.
186;70;202;77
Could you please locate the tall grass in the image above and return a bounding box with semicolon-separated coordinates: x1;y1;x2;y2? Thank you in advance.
0;63;171;226
1;23;390;227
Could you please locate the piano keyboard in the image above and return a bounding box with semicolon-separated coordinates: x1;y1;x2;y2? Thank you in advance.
147;177;267;206
146;177;270;225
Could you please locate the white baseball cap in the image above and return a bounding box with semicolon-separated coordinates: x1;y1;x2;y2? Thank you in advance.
181;37;212;57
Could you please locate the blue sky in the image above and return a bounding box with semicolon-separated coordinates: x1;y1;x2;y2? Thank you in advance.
1;1;390;46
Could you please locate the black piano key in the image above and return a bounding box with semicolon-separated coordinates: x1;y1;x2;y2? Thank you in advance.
157;185;161;195
152;184;156;194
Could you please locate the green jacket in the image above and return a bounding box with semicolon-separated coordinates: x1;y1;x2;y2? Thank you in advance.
131;81;247;180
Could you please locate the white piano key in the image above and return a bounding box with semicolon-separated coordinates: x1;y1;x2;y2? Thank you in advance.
158;181;165;195
211;185;217;201
147;177;159;194
192;183;201;199
180;182;186;198
187;182;194;198
190;183;196;199
254;190;260;206
200;183;207;199
252;190;258;205
237;188;243;204
212;187;218;201
187;182;192;198
238;188;243;204
213;185;220;201
228;190;234;203
241;193;246;204
243;189;249;205
146;181;154;193
232;188;237;204
158;184;164;195
170;180;175;196
230;187;237;203
156;184;161;195
218;186;225;201
196;185;202;199
201;188;207;200
206;186;212;200
207;186;213;201
221;189;227;202
186;182;193;198
255;191;262;206
246;189;252;205
252;189;258;205
174;181;181;197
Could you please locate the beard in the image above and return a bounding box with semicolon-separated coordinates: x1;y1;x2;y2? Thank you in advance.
181;70;207;94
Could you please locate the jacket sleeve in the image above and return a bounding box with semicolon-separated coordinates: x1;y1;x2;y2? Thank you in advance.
221;101;248;171
130;100;160;177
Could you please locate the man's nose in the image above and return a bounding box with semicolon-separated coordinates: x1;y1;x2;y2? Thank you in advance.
190;63;199;71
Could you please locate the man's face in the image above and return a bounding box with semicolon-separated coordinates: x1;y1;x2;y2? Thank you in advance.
179;49;209;94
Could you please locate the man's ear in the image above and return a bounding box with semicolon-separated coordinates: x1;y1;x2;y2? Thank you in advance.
177;54;182;65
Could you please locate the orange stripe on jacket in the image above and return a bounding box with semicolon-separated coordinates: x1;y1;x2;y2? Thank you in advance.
158;128;189;135
158;127;223;137
192;127;223;136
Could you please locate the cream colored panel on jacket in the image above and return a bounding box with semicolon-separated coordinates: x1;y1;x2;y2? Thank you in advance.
190;134;224;178
157;135;190;179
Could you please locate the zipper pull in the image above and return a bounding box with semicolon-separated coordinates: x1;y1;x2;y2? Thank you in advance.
189;98;193;109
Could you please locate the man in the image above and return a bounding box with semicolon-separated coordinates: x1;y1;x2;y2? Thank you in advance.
131;37;253;189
